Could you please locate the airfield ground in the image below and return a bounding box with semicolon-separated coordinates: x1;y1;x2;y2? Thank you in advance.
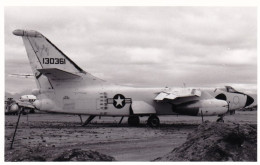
5;111;257;161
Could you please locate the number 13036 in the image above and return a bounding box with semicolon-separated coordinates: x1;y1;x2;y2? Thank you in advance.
43;58;66;64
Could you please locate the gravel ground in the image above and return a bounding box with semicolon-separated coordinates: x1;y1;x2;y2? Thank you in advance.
4;111;257;161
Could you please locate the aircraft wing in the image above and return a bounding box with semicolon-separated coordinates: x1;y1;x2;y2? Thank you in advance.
37;68;81;80
155;88;202;102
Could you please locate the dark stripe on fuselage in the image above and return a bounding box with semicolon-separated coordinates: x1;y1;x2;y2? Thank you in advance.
172;101;199;116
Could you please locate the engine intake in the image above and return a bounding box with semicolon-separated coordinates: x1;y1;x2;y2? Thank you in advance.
172;99;228;116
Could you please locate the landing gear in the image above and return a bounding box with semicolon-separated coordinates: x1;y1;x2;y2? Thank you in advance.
78;115;83;124
216;115;224;122
22;111;27;115
147;115;160;127
229;110;235;115
29;109;35;113
118;116;124;126
82;115;96;126
128;116;140;126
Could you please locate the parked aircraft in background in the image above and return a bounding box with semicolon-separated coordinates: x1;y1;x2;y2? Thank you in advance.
9;73;34;78
12;29;254;127
19;95;37;103
5;95;36;115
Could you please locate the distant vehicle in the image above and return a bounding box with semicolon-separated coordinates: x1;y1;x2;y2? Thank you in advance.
12;29;254;127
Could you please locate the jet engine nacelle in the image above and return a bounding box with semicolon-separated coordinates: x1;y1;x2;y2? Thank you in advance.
9;103;19;112
33;99;55;110
172;99;228;116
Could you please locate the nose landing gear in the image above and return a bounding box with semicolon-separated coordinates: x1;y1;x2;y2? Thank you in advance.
216;114;224;122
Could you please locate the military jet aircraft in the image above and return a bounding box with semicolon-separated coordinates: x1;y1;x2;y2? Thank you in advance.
12;29;254;127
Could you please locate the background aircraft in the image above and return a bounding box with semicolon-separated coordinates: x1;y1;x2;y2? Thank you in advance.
12;29;254;127
5;95;36;115
8;74;34;78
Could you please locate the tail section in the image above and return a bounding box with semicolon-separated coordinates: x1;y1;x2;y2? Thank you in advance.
13;29;93;90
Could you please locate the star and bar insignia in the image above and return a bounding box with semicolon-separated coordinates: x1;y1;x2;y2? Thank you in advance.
107;94;132;109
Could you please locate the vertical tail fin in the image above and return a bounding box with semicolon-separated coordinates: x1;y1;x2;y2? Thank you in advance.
13;29;87;90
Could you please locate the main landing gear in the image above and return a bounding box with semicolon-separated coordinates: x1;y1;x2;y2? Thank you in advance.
127;115;160;127
147;115;160;127
81;115;96;126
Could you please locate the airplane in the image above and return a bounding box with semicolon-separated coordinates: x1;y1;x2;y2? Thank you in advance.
5;95;36;115
19;94;37;103
12;29;254;127
9;73;34;78
5;98;19;115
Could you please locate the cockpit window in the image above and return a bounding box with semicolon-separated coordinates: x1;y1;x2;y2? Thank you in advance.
218;87;227;92
225;86;238;93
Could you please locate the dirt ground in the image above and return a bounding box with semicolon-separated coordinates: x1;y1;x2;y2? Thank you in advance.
4;111;257;161
155;122;257;161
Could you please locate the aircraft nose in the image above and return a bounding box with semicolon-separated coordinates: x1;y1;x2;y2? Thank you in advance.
245;95;254;107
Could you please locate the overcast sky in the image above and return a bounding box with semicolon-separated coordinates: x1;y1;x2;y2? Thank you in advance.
4;7;257;94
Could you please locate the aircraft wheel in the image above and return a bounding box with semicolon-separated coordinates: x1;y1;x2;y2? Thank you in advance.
216;118;224;122
147;115;160;127
128;116;140;126
229;110;235;115
29;109;35;113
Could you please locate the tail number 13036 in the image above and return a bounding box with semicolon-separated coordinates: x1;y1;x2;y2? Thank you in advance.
43;58;66;64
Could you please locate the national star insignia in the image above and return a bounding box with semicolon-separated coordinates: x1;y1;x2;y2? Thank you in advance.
107;94;131;109
114;95;124;106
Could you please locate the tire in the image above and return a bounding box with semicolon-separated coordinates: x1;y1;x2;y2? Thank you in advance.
216;118;224;122
147;115;160;127
128;116;140;126
29;109;35;113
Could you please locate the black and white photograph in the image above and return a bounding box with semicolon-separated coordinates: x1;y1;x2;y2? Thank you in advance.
3;3;257;162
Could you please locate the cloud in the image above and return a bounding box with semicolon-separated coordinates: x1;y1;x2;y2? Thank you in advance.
4;7;257;93
128;48;163;64
217;49;256;66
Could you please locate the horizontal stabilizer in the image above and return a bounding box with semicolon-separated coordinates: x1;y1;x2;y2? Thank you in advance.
37;68;81;80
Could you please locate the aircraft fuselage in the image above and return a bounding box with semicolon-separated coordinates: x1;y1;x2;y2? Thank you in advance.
33;78;249;117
